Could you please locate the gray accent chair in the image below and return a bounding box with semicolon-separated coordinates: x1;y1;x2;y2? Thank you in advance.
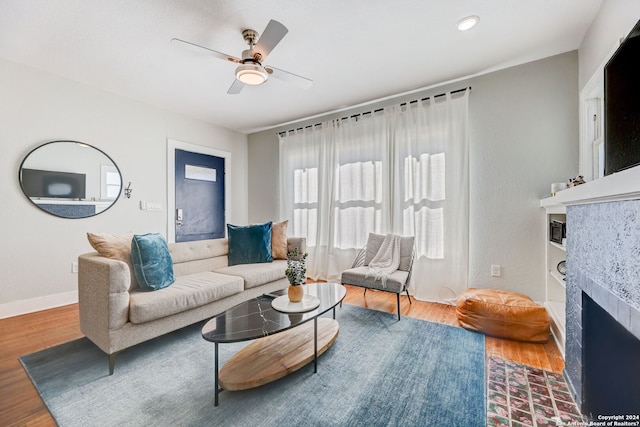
341;234;415;320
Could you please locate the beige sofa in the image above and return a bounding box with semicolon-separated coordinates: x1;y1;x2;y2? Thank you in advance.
78;236;305;374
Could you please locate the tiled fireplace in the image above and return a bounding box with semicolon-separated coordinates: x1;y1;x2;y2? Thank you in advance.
565;200;640;418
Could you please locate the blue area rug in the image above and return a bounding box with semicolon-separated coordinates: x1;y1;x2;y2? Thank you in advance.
20;304;485;426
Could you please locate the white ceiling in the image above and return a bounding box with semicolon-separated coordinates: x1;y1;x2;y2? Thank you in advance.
0;0;603;134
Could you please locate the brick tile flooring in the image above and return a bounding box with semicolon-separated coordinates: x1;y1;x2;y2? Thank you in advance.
487;357;584;427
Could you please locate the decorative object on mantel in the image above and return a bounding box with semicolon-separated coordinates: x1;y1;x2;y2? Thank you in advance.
550;182;567;196
567;175;586;188
284;247;308;302
540;165;640;208
549;176;587;197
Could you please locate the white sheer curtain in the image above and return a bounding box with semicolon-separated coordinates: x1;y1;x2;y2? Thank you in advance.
279;89;469;303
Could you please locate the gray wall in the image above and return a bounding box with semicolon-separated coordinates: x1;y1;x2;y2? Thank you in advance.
578;0;640;90
247;52;579;302
0;58;248;316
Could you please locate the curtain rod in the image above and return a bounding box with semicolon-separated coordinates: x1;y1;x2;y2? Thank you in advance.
277;86;471;137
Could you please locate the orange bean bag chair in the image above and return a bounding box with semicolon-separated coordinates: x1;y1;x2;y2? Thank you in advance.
456;288;550;343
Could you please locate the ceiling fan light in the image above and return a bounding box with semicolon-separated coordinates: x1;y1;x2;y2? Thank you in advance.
457;15;479;31
235;63;268;85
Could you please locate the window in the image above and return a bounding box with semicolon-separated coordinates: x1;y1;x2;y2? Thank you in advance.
100;164;121;200
279;90;469;302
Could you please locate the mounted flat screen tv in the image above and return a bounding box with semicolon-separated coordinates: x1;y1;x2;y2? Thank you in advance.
21;168;86;199
604;19;640;176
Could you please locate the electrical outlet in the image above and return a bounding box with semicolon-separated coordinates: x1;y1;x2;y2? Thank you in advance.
72;262;78;274
491;264;501;277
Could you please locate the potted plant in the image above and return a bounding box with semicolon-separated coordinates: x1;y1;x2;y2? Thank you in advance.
285;247;308;302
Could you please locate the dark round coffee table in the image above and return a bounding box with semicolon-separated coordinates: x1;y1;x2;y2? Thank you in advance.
202;282;346;406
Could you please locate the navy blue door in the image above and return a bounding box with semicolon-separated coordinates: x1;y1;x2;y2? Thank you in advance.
175;149;225;242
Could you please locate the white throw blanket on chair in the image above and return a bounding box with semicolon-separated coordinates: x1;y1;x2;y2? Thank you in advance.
366;234;401;288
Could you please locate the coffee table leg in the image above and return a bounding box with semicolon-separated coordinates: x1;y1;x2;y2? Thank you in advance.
215;342;219;406
314;317;318;373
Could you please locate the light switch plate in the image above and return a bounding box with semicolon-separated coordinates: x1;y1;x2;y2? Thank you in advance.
491;264;501;277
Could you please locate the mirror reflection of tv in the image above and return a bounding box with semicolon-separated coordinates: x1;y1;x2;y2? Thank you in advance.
21;168;86;199
604;19;640;176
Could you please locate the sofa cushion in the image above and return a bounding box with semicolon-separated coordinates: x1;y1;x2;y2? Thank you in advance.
131;233;175;291
227;222;273;266
87;232;138;290
169;238;228;264
363;233;414;271
341;266;409;294
129;271;244;324
271;220;288;260
215;260;287;289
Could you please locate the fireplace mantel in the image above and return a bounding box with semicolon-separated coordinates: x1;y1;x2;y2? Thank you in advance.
540;165;640;208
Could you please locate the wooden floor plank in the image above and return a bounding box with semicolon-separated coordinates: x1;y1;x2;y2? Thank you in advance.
0;304;81;427
0;285;563;425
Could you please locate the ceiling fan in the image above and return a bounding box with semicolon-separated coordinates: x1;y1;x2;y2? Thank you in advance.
172;19;313;94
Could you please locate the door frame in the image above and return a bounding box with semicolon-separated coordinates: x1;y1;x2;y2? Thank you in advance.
167;139;231;243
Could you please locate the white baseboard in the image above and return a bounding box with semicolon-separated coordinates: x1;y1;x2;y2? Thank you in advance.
0;291;78;319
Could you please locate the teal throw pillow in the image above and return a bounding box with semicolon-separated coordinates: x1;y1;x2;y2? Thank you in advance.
131;233;175;291
227;222;273;266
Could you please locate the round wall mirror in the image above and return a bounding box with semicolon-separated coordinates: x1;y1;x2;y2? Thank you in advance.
19;141;122;218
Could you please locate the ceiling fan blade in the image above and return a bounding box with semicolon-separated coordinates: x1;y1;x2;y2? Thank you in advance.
254;20;288;61
227;79;245;95
171;38;241;63
265;66;313;89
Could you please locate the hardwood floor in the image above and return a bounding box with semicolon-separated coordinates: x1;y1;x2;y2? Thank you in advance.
0;284;563;426
0;304;82;427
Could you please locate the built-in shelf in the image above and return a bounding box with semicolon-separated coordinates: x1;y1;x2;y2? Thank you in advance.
546;300;566;330
543;206;566;358
549;270;567;288
540;166;640;359
546;300;566;356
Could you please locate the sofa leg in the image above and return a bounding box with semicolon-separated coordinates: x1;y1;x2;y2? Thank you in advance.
109;353;117;375
363;288;367;297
